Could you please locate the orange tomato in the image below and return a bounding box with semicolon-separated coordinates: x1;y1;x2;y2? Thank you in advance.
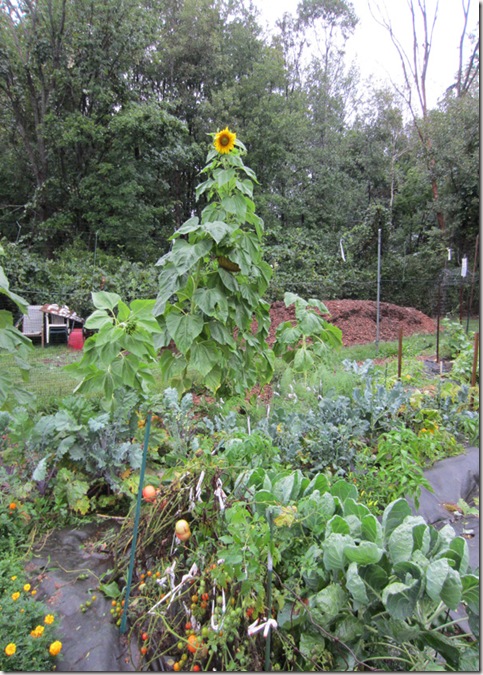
140;646;148;656
173;662;181;671
142;485;157;502
187;634;201;654
192;666;201;672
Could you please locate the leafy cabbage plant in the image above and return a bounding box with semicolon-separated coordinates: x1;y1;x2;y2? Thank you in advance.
228;470;479;671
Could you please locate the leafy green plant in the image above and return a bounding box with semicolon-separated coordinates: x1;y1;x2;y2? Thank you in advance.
273;292;342;383
26;391;143;512
153;129;274;397
441;319;472;359
232;470;479;671
65;291;162;409
353;428;434;511
261;395;369;473
0;246;34;411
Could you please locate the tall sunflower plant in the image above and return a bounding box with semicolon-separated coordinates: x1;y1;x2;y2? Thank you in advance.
154;127;275;397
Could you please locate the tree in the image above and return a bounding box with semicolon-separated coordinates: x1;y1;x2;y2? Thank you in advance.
370;0;479;234
0;0;185;256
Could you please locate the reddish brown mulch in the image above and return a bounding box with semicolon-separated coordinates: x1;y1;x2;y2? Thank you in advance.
268;299;436;347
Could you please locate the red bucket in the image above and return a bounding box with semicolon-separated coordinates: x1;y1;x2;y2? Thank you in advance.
68;328;84;350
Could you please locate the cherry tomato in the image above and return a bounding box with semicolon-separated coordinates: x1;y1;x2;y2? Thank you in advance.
187;634;201;654
141;632;149;641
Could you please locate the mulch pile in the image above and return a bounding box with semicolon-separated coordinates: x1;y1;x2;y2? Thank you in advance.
268;299;436;347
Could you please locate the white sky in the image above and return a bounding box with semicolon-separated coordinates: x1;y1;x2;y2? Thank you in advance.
253;0;480;109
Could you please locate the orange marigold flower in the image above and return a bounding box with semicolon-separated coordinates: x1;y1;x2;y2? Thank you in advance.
31;589;37;596
5;643;16;656
11;592;20;601
49;641;62;656
30;625;45;638
9;503;16;510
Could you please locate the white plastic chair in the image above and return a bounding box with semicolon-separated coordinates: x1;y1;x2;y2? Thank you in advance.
18;305;45;347
44;312;70;344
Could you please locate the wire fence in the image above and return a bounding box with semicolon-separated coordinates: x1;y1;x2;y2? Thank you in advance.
272;272;480;322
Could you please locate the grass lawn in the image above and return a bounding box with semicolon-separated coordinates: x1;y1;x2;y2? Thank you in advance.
4;343;82;407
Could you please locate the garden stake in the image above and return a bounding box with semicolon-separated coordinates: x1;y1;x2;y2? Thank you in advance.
375;227;382;352
470;332;479;409
120;411;152;634
466;234;479;333
397;326;403;380
265;509;274;672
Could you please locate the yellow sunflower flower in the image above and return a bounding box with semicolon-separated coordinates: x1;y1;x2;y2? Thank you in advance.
44;614;55;625
11;592;20;601
5;643;16;656
49;641;62;656
214;127;236;154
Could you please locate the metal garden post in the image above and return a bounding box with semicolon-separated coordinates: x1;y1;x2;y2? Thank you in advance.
120;412;152;634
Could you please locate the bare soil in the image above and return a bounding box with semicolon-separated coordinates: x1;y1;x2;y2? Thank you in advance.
268;299;436;347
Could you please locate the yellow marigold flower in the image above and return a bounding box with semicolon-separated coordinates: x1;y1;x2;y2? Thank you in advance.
214;127;236;154
31;589;37;596
31;625;45;638
44;614;55;625
11;575;17;581
23;583;31;592
11;591;20;601
49;641;62;656
5;643;16;656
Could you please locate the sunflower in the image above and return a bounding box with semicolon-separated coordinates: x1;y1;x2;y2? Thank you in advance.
214;127;236;154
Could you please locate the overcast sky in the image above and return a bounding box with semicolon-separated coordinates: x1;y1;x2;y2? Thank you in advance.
253;0;479;109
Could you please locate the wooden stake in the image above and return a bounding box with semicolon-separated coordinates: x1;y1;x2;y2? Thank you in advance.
398;326;403;380
470;332;479;410
471;332;479;388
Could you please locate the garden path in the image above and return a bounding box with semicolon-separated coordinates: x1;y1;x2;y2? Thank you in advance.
25;447;479;672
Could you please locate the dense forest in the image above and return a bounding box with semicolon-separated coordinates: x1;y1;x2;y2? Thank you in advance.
0;0;479;316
